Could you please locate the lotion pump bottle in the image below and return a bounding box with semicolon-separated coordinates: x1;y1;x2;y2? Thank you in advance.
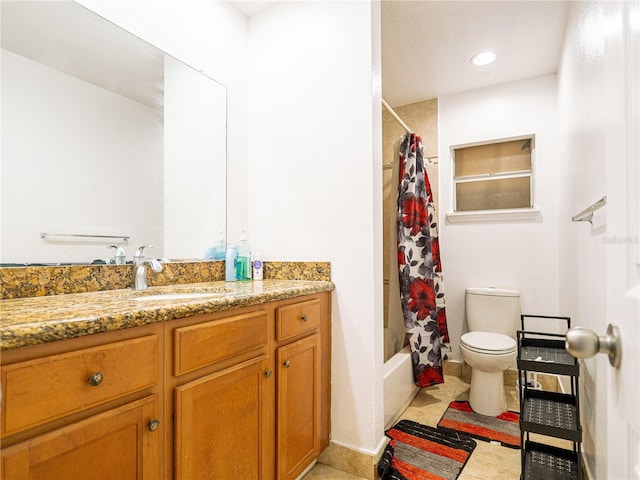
252;251;263;280
225;246;237;282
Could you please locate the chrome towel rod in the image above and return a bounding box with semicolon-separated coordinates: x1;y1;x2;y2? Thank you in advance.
572;196;606;223
41;232;130;241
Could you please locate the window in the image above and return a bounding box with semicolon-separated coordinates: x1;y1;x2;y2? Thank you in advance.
452;136;534;213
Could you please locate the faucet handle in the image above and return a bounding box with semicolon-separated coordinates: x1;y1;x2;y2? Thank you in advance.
134;245;154;260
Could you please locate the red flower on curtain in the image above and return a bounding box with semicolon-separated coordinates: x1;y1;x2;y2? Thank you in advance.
397;245;406;266
408;278;436;320
416;365;444;387
401;194;428;236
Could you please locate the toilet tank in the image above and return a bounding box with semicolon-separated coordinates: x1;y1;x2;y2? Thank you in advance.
465;287;520;337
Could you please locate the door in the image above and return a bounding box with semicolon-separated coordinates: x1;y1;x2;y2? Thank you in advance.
174;355;273;480
276;334;321;480
604;1;640;478
1;396;161;479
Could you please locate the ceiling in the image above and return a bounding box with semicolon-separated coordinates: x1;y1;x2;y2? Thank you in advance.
231;1;570;108
7;1;570;113
381;1;570;106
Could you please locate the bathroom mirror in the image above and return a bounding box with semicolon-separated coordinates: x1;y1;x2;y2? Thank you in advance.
0;1;227;266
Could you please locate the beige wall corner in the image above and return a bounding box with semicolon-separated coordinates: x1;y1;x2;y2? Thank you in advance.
318;441;385;480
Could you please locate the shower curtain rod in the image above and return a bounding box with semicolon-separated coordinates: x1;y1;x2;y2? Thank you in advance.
382;98;412;133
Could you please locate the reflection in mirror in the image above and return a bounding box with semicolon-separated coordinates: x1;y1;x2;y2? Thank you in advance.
0;1;226;266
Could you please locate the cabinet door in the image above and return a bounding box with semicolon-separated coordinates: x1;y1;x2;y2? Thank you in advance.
1;395;160;480
276;334;321;480
174;355;273;479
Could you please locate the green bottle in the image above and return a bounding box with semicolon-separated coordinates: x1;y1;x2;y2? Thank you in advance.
236;230;251;281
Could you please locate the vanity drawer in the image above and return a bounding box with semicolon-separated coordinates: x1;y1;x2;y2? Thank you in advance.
276;299;321;342
173;310;269;376
1;335;159;436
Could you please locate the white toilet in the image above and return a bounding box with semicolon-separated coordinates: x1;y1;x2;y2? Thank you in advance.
460;287;520;416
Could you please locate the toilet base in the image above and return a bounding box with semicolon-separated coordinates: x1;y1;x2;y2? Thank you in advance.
468;369;507;416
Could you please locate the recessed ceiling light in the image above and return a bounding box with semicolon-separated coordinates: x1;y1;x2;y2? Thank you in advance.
470;51;497;66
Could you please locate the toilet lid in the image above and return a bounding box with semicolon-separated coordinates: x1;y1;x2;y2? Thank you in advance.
461;332;516;354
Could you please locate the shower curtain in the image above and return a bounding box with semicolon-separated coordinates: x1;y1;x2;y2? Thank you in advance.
397;132;450;387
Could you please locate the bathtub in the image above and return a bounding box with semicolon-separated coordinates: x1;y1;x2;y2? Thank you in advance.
383;345;420;428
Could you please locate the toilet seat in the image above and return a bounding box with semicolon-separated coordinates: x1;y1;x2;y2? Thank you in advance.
461;331;516;355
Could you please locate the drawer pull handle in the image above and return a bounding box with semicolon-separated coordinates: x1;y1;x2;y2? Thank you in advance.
301;315;308;322
88;372;103;387
284;360;291;368
265;370;273;377
147;419;160;432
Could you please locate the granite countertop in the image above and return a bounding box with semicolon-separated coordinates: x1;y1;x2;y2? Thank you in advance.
0;280;335;351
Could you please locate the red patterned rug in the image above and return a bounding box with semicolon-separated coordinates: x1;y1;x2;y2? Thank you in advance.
378;419;476;480
437;401;521;449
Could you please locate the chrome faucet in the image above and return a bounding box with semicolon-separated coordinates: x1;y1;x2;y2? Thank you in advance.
133;245;163;290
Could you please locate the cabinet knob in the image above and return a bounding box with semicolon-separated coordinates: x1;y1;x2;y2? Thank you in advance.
284;360;291;368
301;315;308;322
147;419;160;432
88;372;103;387
265;370;273;377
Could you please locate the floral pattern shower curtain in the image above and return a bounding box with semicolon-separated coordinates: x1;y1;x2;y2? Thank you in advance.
397;132;450;387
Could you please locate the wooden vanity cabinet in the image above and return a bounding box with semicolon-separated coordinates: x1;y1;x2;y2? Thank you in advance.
1;395;161;480
0;323;163;480
0;290;332;480
167;307;274;480
275;297;323;480
276;334;321;480
167;292;331;480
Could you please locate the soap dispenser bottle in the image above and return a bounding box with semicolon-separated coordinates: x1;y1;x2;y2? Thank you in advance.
204;231;226;261
107;245;126;265
213;231;226;260
236;230;251;281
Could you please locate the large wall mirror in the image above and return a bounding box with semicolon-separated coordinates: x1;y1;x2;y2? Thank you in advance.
0;1;227;266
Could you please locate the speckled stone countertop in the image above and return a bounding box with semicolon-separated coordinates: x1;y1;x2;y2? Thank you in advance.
0;279;335;351
0;261;331;299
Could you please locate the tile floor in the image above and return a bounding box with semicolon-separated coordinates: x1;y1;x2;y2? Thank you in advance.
304;374;571;480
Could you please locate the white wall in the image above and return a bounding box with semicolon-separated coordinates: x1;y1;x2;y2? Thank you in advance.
557;3;611;478
1;49;163;263
247;1;385;455
438;75;563;361
78;0;250;244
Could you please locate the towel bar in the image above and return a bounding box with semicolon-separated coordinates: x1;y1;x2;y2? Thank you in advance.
40;232;130;241
571;196;606;223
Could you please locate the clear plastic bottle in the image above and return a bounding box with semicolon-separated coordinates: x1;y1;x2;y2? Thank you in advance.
225;246;237;282
236;230;251;281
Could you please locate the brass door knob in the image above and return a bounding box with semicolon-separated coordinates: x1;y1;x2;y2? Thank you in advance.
147;419;160;432
88;372;103;387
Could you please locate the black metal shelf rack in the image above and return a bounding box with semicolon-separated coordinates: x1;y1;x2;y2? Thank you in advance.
517;314;582;480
